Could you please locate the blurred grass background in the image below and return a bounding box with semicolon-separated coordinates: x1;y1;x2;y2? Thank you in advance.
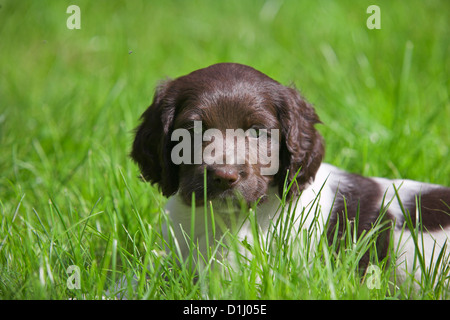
0;0;449;299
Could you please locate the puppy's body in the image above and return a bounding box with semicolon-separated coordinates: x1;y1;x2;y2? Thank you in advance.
132;63;450;287
164;163;450;278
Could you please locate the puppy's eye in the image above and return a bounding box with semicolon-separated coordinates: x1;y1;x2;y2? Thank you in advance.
186;121;205;135
246;127;266;138
193;125;204;135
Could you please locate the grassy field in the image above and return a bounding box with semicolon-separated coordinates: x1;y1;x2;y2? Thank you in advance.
0;0;449;300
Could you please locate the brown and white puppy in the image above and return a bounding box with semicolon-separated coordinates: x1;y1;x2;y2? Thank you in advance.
131;63;450;283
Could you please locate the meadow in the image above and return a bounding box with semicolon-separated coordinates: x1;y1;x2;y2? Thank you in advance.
0;0;449;300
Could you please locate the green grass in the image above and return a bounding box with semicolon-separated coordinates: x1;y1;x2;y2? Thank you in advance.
0;0;449;299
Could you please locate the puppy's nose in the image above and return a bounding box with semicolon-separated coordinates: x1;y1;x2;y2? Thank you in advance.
210;166;239;189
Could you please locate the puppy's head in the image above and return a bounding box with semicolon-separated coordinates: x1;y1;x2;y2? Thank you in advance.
131;63;324;207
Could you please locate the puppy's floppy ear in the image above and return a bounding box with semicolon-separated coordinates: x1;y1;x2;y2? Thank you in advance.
130;80;179;197
275;86;325;197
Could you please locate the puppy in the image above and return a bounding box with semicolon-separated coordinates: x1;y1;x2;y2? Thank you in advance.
131;63;450;285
